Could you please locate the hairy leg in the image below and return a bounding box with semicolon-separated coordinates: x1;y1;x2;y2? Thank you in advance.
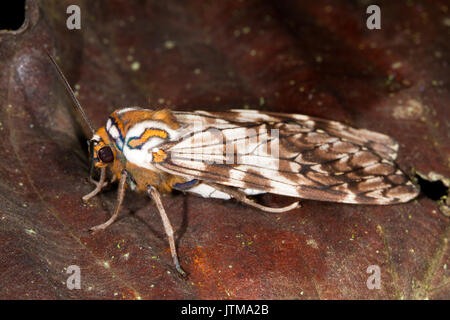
147;185;186;276
89;170;127;232
82;166;108;202
208;183;301;213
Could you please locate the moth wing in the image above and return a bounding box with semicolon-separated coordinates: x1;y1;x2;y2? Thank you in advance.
183;109;399;160
154;110;418;204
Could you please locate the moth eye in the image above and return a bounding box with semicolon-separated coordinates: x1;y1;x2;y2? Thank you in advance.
98;146;114;163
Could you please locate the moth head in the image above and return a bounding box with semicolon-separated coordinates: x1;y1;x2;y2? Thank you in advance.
90;127;116;168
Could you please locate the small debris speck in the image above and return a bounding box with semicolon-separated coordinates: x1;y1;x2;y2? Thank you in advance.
443;18;450;27
25;229;36;235
306;239;318;249
131;61;140;71
391;62;403;69
164;40;175;49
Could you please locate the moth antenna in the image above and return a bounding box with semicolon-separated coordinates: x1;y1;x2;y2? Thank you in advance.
46;52;96;135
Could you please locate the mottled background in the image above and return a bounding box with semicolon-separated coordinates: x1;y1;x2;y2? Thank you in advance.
0;0;448;299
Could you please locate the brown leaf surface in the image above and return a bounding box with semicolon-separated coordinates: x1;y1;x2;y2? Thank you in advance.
0;0;448;299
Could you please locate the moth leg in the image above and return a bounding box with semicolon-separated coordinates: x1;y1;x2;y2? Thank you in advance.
89;170;128;233
147;185;186;277
88;175;108;187
109;175;117;184
82;166;108;202
86;155;106;186
209;183;301;213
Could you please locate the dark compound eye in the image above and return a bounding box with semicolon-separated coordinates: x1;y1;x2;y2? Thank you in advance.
98;146;114;163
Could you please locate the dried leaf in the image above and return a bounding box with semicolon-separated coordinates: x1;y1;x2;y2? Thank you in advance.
0;0;448;299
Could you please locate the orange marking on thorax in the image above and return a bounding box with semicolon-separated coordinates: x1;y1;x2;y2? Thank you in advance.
152;109;179;129
127;128;168;148
111;113;125;136
152;149;167;163
118;109;180;132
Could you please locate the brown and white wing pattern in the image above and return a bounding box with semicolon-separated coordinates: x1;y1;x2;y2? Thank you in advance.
154;110;419;204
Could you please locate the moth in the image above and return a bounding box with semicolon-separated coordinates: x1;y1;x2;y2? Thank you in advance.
48;53;419;276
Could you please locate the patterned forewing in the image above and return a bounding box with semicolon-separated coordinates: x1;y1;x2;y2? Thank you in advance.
155;110;418;204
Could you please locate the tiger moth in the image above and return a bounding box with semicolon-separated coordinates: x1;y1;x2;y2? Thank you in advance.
48;53;419;276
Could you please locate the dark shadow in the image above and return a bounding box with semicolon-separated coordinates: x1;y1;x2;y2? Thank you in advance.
130;193;190;276
415;174;448;201
175;195;190;247
0;0;26;31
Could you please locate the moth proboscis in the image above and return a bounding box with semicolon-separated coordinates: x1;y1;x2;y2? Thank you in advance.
47;52;419;276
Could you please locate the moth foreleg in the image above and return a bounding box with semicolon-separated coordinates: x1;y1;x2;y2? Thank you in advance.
82;166;108;202
89;170;128;233
209;183;301;213
147;185;186;277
